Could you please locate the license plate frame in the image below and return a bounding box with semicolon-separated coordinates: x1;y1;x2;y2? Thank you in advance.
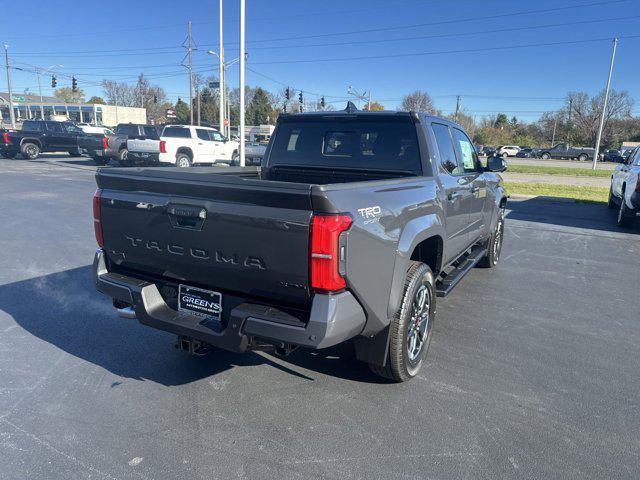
178;284;222;321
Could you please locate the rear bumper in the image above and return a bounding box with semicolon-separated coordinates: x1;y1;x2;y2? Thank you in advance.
127;151;160;165
80;147;118;159
93;249;365;352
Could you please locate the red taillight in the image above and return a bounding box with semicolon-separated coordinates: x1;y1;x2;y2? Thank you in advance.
310;214;352;291
2;132;9;144
93;189;104;248
101;136;109;150
159;140;166;153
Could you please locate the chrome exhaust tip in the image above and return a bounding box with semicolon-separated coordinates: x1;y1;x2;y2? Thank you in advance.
116;306;136;319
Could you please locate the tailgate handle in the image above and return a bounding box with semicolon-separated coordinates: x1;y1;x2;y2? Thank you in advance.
167;205;206;230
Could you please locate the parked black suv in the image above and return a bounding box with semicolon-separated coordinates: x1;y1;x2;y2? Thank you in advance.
0;120;90;159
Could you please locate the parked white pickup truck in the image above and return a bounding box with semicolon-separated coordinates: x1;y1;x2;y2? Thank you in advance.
159;125;239;167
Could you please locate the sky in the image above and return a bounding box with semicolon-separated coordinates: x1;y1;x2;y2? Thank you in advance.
5;0;640;121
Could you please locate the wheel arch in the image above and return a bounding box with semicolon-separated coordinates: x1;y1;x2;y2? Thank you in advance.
20;137;42;148
176;147;193;158
387;214;445;321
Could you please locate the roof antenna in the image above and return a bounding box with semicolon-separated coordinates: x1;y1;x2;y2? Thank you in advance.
345;101;358;113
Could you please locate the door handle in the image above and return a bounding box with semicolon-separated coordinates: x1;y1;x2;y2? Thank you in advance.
447;192;461;201
470;186;480;194
198;143;204;145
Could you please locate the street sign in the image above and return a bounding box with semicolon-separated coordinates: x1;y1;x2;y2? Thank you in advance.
12;95;25;102
208;81;220;89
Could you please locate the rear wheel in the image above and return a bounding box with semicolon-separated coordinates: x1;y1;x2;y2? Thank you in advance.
21;142;40;160
176;152;192;168
502;152;508;159
541;153;551;160
578;154;588;162
68;148;81;157
369;261;435;383
231;151;239;166
479;207;505;268
118;148;128;163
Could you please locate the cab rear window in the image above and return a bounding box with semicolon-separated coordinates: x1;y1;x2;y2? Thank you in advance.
162;127;191;138
269;117;421;174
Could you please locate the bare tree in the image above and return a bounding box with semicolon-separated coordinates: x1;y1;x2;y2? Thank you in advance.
102;80;137;107
399;90;436;114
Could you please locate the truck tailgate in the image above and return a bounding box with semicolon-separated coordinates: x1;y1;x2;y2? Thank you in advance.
127;138;159;153
96;168;314;305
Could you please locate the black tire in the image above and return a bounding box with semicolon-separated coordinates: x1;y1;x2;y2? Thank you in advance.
68;148;81;157
541;153;551;160
176;152;192;168
607;185;617;209
578;154;588;162
231;151;239;165
118;149;128;163
478;207;505;268
369;261;436;382
0;151;17;159
617;192;636;228
93;156;108;166
20;142;40;160
502;152;508;159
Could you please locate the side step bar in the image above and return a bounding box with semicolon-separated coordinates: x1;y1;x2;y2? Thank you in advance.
435;247;487;297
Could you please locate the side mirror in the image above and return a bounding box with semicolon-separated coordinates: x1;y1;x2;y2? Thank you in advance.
487;155;507;172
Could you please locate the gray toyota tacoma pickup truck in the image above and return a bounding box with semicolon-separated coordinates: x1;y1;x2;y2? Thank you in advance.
92;104;508;382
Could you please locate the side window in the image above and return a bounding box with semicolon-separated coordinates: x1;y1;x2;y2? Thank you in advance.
46;122;63;133
211;131;224;142
196;129;210;141
431;123;462;175
452;128;481;173
632;148;640;166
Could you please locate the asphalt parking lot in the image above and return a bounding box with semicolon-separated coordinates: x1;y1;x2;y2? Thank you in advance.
1;156;639;480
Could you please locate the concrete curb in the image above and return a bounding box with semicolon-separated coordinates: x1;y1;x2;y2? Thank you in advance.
508;194;579;203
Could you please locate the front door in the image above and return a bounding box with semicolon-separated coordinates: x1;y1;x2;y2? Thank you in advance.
45;122;67;150
451;127;487;241
210;130;229;162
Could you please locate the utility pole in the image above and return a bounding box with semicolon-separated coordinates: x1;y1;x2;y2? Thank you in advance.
197;89;201;126
367;91;371;110
238;0;246;166
219;0;225;133
551;115;558;147
592;37;618;170
566;96;573;143
182;20;194;126
454;95;461;122
36;69;44;119
4;45;16;128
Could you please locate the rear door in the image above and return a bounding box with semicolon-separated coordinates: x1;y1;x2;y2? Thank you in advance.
210;130;230;161
431;122;472;263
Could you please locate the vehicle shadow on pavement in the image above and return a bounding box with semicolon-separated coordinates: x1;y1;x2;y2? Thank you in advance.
0;265;381;385
506;197;640;235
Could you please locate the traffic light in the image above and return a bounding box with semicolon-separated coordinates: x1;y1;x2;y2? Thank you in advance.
285;87;290;101
153;94;158;104
298;91;303;103
51;75;57;88
320;96;325;108
71;76;77;92
283;103;287;113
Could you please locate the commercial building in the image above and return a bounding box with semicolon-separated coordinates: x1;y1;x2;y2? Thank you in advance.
0;92;146;127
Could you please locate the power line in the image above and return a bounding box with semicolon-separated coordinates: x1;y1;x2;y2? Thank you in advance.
230;0;630;45
229;15;640;51
248;35;640;65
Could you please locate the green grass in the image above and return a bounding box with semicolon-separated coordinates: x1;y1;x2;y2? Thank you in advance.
504;182;609;203
506;164;611;178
